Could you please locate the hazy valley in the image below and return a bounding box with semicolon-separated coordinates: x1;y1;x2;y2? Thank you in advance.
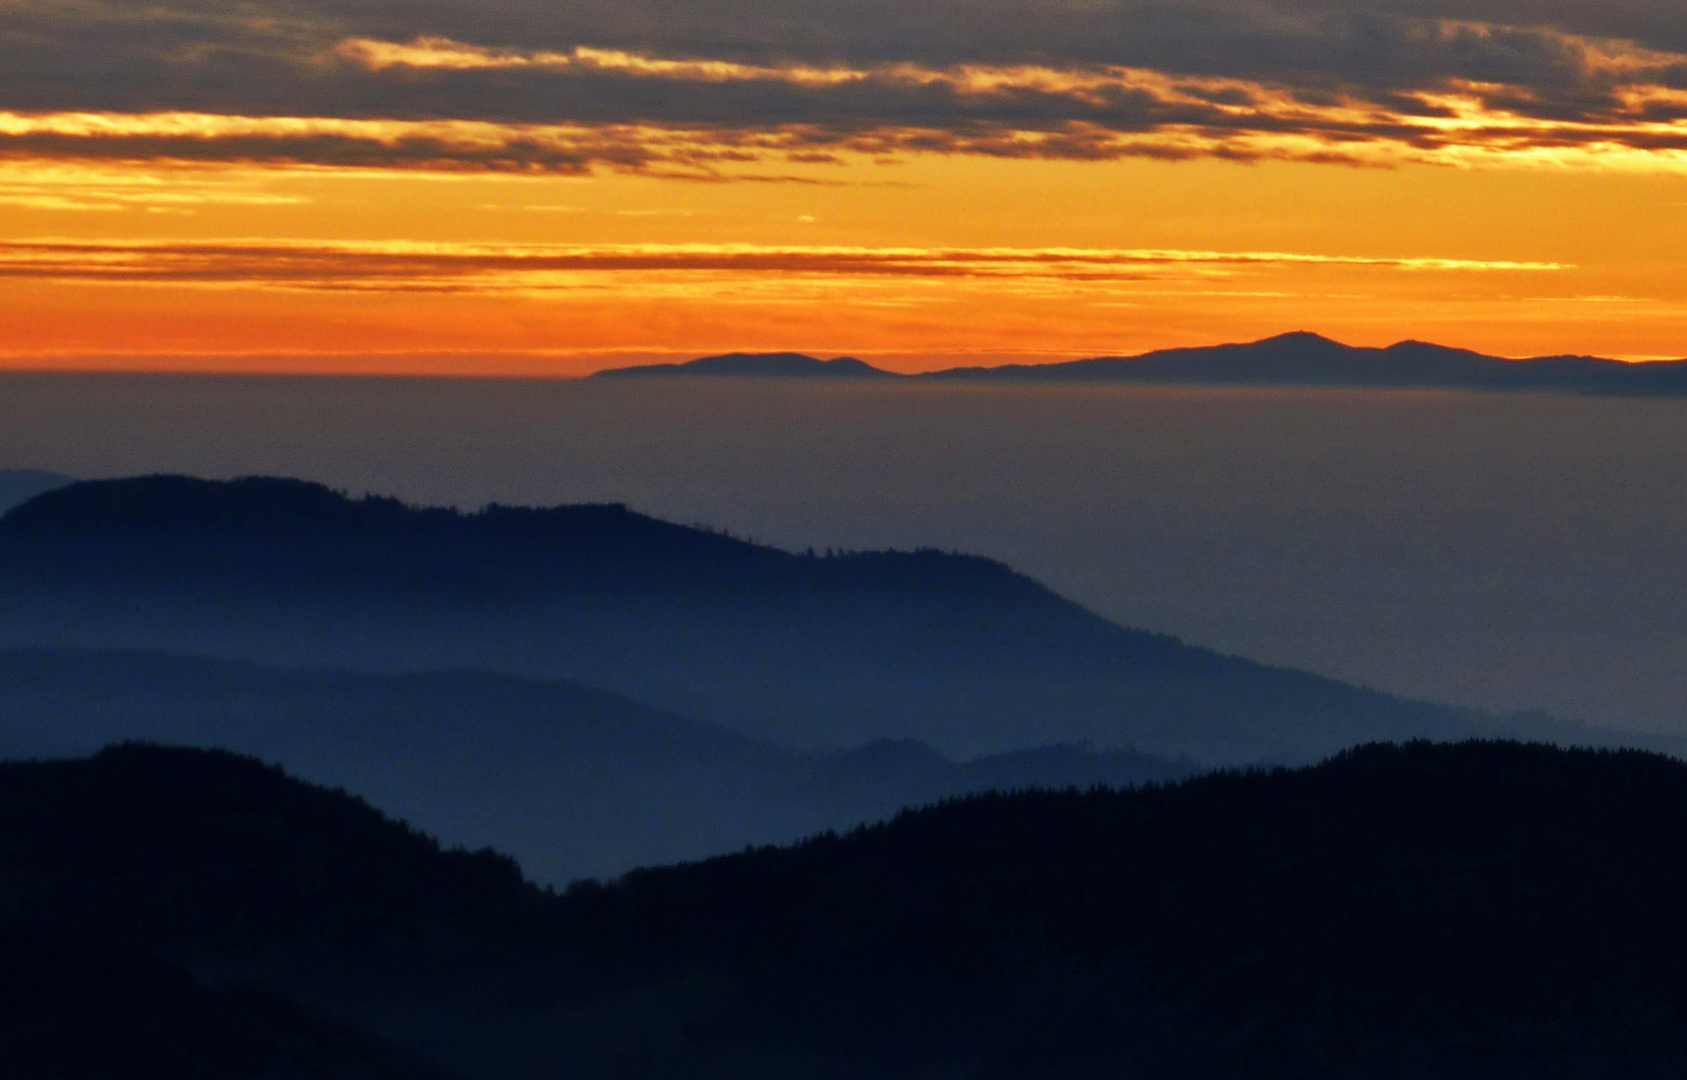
5;362;1685;738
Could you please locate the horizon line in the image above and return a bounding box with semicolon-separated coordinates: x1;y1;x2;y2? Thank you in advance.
0;331;1681;379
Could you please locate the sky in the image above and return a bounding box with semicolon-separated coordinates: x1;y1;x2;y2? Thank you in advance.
6;0;1687;370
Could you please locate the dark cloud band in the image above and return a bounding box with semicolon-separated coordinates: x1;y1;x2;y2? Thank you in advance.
4;0;1687;171
0;238;1565;293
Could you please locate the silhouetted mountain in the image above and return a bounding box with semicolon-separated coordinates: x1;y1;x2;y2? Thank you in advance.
931;331;1687;392
595;352;895;378
0;475;1501;764
15;740;1687;1078
0;743;558;1079
0;647;1191;883
595;334;1687;393
0;468;72;514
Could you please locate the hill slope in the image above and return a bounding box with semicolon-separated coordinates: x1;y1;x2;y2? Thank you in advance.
0;474;1490;763
0;468;72;513
0;647;1189;883
11;741;1687;1078
0;744;539;1079
547;739;1687;1078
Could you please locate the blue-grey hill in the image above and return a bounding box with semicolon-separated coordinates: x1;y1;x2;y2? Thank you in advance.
594;352;892;378
0;474;1502;764
0;647;1189;884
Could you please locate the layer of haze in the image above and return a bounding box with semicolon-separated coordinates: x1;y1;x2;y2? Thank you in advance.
6;373;1686;736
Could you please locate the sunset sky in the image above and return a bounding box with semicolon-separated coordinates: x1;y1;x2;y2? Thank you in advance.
7;0;1687;372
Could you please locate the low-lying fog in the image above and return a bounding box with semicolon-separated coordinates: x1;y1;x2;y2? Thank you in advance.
6;372;1685;736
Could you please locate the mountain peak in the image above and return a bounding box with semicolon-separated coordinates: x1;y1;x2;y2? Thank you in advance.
1255;330;1345;347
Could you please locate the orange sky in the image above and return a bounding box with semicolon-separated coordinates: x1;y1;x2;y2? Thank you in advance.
9;17;1687;371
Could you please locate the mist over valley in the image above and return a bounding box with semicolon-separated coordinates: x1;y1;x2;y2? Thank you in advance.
3;364;1685;736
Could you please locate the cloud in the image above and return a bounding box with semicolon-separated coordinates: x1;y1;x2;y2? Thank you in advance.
6;0;1687;172
0;237;1568;293
0;162;309;211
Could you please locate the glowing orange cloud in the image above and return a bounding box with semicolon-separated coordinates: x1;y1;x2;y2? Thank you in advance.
0;224;1627;374
6;8;1687;371
0;238;1568;293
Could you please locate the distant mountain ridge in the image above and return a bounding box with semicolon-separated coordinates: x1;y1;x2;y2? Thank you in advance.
0;474;1503;764
0;647;1192;884
595;352;892;379
594;332;1687;394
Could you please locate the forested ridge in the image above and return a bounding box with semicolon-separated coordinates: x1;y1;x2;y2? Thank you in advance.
4;740;1687;1077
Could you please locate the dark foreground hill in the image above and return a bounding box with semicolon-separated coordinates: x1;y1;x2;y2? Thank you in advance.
0;648;1189;883
0;474;1498;763
0;929;444;1080
10;741;1687;1079
0;744;549;1079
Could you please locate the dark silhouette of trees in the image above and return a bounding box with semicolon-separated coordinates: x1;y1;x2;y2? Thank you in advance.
8;740;1687;1077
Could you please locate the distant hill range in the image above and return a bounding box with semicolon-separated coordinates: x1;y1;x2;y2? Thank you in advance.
594;331;1687;394
12;740;1687;1078
0;473;1579;766
595;351;893;379
0;647;1190;884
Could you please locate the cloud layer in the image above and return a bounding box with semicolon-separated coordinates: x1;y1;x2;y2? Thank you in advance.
0;238;1565;294
6;0;1687;171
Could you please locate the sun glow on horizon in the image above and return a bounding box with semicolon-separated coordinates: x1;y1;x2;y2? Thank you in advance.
3;147;1687;370
8;10;1687;367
